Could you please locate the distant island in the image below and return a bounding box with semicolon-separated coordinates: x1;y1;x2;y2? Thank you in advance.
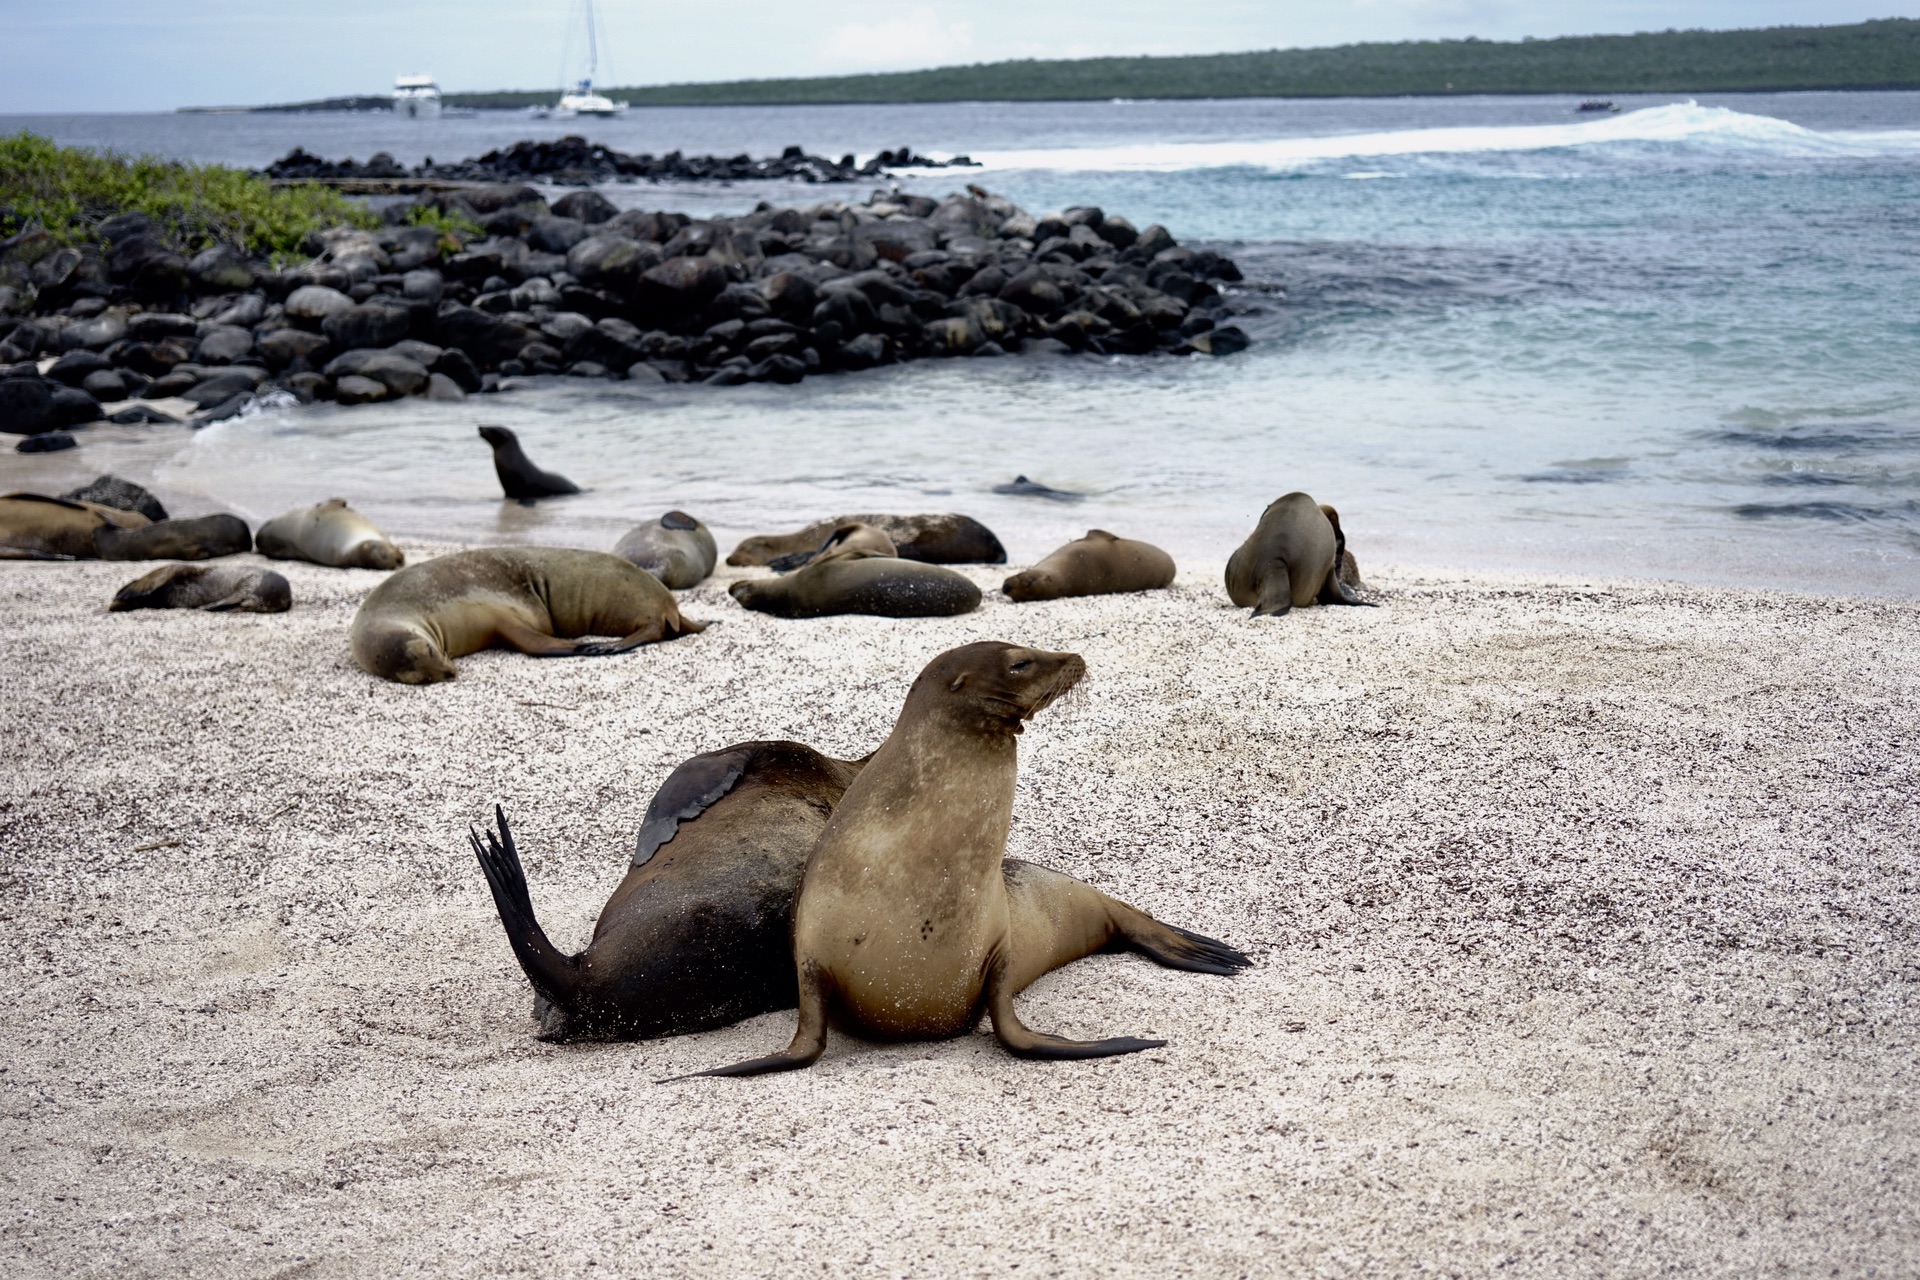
223;19;1920;113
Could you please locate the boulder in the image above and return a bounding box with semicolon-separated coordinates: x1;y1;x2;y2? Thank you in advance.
0;376;58;434
539;312;595;345
59;314;128;351
61;475;168;521
1133;224;1175;258
460;185;545;215
82;369;132;401
552;190;618;224
837;332;890;370
528;216;590;255
285;372;330;403
387;226;446;273
747;353;806;384
401;269;444;305
323;349;431;397
430;348;483;393
625;362;667;385
446;237;530;283
854;220;937;262
924;314;985;355
426;371;467;400
285;285;356;328
434;304;535;367
999;267;1068;316
566;235;658;293
256;329;332;370
193;326;256;365
210;293;266;328
127;313;198;341
563;317;645;369
388;338;444;366
183;372;259;407
51;385;103;426
323;299;414;351
189;245;255;292
108;233;189;296
1097;216;1138;249
17;430;75;453
761;271;817;323
1189;324;1250;357
333;374;389;405
47;349;112;385
635;255;727;324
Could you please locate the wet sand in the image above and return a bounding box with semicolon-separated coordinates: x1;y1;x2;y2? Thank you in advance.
1;553;1915;1277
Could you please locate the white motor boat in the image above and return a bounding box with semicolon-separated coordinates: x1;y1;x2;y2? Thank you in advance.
392;74;443;119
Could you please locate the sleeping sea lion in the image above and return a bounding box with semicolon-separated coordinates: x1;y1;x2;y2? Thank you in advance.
110;563;291;613
992;475;1084;503
1224;493;1370;617
689;641;1250;1077
728;545;980;619
612;511;717;589
1003;529;1176;602
96;514;253;562
727;513;1005;567
255;498;404;570
471;741;866;1041
351;547;705;684
478;425;581;503
0;493;149;559
766;522;897;573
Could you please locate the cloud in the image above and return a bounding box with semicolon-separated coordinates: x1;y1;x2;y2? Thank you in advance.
821;6;974;68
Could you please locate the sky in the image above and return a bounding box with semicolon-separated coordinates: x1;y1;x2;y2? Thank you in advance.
0;1;1913;113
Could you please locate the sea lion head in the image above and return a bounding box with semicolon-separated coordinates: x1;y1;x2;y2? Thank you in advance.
362;624;457;684
477;425;518;450
661;510;699;532
346;539;405;571
905;640;1085;735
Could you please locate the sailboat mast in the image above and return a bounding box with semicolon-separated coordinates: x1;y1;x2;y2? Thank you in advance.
586;0;598;79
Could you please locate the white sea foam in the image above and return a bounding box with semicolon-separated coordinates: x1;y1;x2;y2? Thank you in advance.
961;103;1920;173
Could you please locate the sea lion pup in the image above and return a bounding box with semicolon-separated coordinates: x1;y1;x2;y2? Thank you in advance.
727;513;1005;566
765;521;897;573
992;474;1084;503
477;425;581;503
470;741;867;1040
1224;493;1372;617
691;641;1250;1077
729;544;980;619
110;563;291;613
612;511;717;589
256;498;404;570
96;514;253;562
0;493;149;559
351;547;705;684
1003;530;1176;602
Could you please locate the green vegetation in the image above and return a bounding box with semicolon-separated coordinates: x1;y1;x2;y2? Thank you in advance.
0;132;374;255
404;202;482;246
419;19;1920;109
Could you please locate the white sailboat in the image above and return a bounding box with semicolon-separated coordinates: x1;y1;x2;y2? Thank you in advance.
552;0;628;118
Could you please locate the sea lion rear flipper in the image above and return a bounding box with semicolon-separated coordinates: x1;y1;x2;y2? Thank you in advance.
1252;566;1293;617
676;964;831;1080
469;807;581;1018
494;617;586;657
985;955;1165;1061
569;613;706;658
1318;570;1374;607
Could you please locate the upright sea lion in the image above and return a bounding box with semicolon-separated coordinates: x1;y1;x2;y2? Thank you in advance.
110;563;291;613
478;425;581;503
0;493;148;559
992;475;1084;503
727;513;1005;567
766;522;897;573
691;641;1250;1077
1003;529;1176;602
729;545;980;619
472;741;866;1041
612;511;717;589
351;547;704;684
256;498;404;570
96;514;253;561
1224;493;1371;617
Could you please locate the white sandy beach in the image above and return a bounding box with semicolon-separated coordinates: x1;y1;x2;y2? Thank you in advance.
1;551;1916;1278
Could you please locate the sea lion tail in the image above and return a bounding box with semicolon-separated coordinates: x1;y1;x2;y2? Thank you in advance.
469;806;581;1013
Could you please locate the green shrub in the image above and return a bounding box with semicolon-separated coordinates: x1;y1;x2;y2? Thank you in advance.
0;132;375;257
405;202;483;247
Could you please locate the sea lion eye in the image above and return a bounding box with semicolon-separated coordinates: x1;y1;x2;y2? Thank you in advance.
1009;660;1033;673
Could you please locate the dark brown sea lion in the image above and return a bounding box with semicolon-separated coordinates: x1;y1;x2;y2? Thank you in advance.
478;425;581;503
256;498;404;570
727;513;1005;566
471;741;866;1041
991;475;1084;503
690;641;1250;1077
350;547;704;684
1003;529;1176;602
765;521;897;573
0;493;148;559
612;511;717;589
110;563;291;612
96;514;253;561
1224;493;1370;617
728;545;981;619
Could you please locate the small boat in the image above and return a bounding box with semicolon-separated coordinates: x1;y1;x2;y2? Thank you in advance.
393;74;442;119
1576;99;1620;114
551;0;628;118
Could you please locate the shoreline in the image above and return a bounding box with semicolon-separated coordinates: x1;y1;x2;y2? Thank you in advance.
2;553;1915;1276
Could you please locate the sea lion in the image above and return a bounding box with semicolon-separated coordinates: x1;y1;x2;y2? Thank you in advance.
478;425;581;503
1003;529;1176;602
0;493;148;559
729;545;980;619
992;474;1084;503
1224;493;1371;617
350;546;704;684
96;514;253;562
765;521;897;573
690;641;1251;1077
255;498;404;570
612;510;717;589
471;740;866;1041
727;513;1005;567
110;563;291;613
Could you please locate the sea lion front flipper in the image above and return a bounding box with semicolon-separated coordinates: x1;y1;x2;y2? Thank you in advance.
679;964;831;1079
1106;903;1253;976
1318;570;1375;607
633;749;753;867
985;954;1165;1061
200;590;254;612
492;617;587;657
